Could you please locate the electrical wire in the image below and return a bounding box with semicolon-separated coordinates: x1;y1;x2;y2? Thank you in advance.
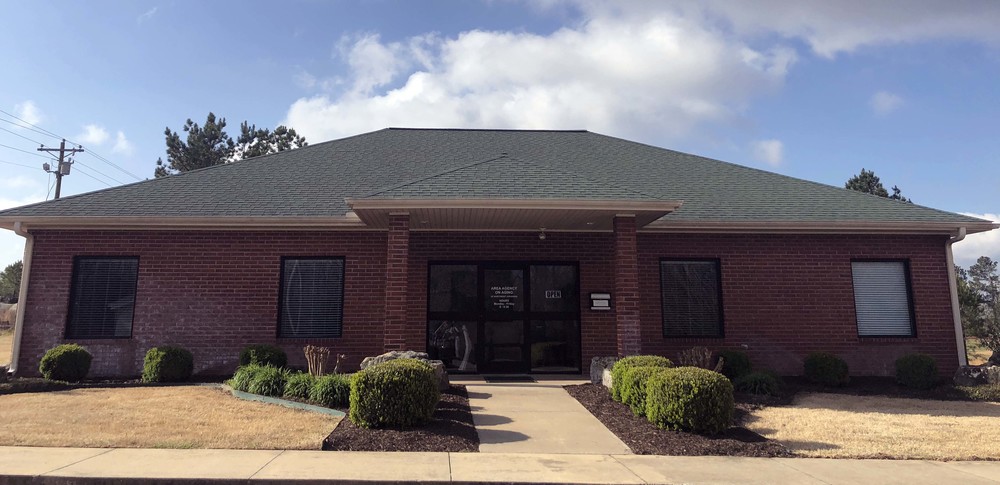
0;125;46;146
71;164;113;187
0;108;62;140
0;158;43;170
0;116;62;142
75;159;126;185
0;143;50;159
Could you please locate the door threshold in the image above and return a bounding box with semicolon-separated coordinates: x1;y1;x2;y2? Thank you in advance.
482;375;537;383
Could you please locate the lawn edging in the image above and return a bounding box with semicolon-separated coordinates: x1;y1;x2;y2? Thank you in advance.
221;384;345;418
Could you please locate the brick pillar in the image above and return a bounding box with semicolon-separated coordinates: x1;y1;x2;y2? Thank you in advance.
614;215;641;356
384;212;410;351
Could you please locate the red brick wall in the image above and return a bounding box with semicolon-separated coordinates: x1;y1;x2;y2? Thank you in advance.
18;230;387;377
637;233;958;377
383;214;410;351
16;229;958;378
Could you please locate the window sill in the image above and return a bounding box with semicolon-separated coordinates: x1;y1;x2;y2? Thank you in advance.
858;336;917;343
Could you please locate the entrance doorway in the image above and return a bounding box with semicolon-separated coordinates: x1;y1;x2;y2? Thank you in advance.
427;262;581;374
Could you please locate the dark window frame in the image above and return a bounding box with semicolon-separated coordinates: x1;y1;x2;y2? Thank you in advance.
65;255;140;340
659;258;725;338
850;258;918;338
276;256;346;339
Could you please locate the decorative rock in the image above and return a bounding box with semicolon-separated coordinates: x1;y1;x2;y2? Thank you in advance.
590;356;617;386
360;350;450;391
953;365;1000;387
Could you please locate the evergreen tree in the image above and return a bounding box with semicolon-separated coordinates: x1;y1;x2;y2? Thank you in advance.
845;168;911;202
0;260;22;303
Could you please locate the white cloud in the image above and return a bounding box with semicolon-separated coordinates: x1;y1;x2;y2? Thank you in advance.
137;7;158;24
751;139;784;166
871;91;904;116
285;11;796;144
111;131;133;155
13;100;42;127
76;124;109;145
954;213;1000;268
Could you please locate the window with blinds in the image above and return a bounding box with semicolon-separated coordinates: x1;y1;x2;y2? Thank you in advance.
279;258;345;338
851;260;915;337
66;257;139;339
660;260;723;337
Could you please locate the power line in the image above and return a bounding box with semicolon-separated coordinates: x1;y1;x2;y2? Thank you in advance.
0;158;43;170
0;117;61;141
80;149;142;181
0;108;62;140
0;125;46;146
76;159;126;185
71;164;112;187
0;142;50;159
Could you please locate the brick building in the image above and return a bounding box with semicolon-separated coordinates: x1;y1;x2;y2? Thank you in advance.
1;128;995;377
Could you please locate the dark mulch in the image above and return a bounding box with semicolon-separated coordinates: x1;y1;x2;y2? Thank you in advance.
565;383;792;457
322;384;479;452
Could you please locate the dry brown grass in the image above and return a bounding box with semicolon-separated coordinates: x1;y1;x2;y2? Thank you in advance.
0;329;11;366
0;386;339;449
746;392;1000;460
967;337;994;366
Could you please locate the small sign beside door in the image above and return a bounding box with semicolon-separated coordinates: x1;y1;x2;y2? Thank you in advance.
544;290;562;299
590;292;611;311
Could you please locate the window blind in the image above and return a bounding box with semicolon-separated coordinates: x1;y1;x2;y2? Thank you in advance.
660;260;723;337
851;261;914;337
66;257;139;339
279;258;344;338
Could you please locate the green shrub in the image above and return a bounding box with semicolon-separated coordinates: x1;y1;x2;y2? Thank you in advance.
228;364;265;392
619;366;670;416
142;346;194;383
238;344;287;368
610;355;673;402
733;371;781;396
247;366;289;397
803;352;850;387
283;372;316;400
895;353;938;390
349;359;440;428
39;344;92;382
309;373;351;407
717;350;752;379
645;367;734;434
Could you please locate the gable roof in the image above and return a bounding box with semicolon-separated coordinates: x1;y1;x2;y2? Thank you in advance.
0;128;993;233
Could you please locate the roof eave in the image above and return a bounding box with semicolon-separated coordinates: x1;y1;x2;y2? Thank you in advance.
642;220;999;235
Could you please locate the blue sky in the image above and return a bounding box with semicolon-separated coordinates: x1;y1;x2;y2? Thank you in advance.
1;0;998;267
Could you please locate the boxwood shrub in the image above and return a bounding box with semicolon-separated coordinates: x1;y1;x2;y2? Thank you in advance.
349;359;440;428
645;367;734;435
247;365;289;397
309;373;351;408
283;372;316;400
619;366;670;416
238;344;287;368
895;353;938;390
717;350;752;380
39;344;92;382
142;346;194;383
610;355;673;402
803;352;850;387
733;371;781;396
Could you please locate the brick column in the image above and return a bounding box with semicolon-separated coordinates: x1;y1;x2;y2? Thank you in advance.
384;212;410;351
614;215;641;356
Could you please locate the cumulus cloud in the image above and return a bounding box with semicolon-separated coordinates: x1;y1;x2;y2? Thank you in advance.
13;100;42;127
111;131;133;155
285;10;796;144
76;124;110;145
751;139;784;166
871;91;904;116
954;213;1000;268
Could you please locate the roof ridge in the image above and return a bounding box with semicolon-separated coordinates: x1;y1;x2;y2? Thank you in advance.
387;127;588;133
361;154;508;198
506;153;665;201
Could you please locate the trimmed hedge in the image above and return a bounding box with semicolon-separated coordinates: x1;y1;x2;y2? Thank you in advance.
610;355;673;402
142;346;194;383
733;371;781;396
895;353;938;390
803;352;850;387
39;344;91;382
310;373;351;408
349;359;440;428
645;367;734;434
717;350;752;380
284;372;316;400
239;344;287;368
247;366;289;397
619;366;669;416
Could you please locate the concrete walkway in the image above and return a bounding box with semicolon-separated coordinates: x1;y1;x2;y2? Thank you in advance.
455;376;631;454
2;447;1000;484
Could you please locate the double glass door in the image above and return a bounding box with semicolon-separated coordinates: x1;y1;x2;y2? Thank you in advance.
427;262;580;373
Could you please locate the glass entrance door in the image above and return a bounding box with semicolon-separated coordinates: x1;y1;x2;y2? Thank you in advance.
481;266;528;373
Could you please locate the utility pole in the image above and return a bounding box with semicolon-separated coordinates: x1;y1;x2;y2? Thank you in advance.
38;139;84;199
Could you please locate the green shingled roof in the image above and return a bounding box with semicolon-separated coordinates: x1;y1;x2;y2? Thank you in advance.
0;128;990;227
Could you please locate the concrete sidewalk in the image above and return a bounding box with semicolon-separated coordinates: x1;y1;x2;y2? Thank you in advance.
456;376;631;454
2;446;1000;484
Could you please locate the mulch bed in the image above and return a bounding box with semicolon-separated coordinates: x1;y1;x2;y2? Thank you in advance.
322;384;479;452
565;383;792;457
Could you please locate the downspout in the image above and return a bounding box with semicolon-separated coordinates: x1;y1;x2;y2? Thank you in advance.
946;227;968;367
9;222;33;375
